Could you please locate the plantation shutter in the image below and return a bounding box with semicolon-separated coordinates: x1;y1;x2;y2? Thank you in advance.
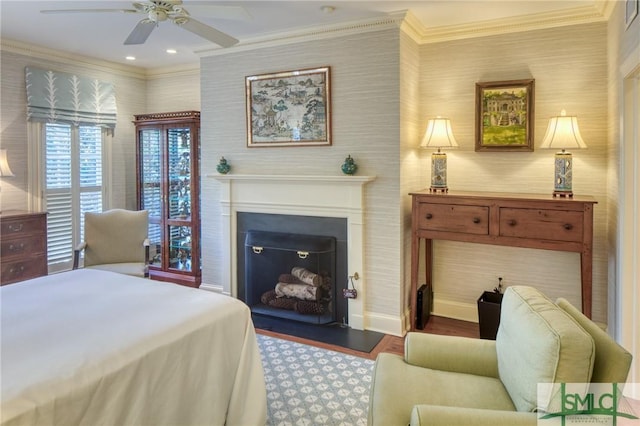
25;67;117;129
45;124;73;264
45;123;104;267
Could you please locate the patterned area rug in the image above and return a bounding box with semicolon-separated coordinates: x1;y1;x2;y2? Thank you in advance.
257;334;375;426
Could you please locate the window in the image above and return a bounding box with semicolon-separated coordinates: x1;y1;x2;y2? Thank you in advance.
35;122;110;273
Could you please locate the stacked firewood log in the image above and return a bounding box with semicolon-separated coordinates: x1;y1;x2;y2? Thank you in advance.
260;267;331;315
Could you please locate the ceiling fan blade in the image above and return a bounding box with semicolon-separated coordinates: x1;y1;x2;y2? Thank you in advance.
124;20;156;45
177;18;238;48
41;9;138;14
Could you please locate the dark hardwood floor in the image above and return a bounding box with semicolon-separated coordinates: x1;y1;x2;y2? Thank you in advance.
256;315;479;361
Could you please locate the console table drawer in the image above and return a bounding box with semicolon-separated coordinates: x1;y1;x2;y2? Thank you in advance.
499;208;584;242
417;203;489;235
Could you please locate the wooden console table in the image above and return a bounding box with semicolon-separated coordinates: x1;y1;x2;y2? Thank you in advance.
409;190;597;331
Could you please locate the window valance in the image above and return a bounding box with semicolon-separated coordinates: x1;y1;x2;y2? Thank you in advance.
25;67;117;129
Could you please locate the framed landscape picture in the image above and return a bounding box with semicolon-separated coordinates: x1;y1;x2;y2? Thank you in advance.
245;66;331;147
475;79;535;152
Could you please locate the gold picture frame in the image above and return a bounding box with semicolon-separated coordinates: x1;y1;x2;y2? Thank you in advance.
475;79;535;152
245;66;331;147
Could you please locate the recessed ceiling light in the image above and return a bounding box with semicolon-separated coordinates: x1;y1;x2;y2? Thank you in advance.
320;5;335;14
125;56;136;61
166;49;177;54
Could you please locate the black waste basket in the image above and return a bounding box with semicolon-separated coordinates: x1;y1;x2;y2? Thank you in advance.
477;291;503;340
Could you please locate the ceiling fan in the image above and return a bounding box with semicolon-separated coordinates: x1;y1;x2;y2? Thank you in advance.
40;0;247;48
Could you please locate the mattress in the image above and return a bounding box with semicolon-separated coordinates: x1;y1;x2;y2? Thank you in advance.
1;269;267;425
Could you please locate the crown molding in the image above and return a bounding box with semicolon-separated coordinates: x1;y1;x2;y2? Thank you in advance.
0;38;147;79
196;13;404;58
198;3;610;58
1;38;200;80
144;64;199;80
417;4;609;44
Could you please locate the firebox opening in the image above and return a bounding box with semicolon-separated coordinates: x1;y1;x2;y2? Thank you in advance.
237;212;348;326
245;230;335;324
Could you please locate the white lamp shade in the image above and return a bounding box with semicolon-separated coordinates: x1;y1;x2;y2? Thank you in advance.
540;110;587;150
421;117;459;149
0;149;15;177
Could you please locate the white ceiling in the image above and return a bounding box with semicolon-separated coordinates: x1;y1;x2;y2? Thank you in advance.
1;1;601;70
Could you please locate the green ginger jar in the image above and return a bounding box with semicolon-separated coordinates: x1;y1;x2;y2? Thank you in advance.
341;155;357;175
216;157;231;174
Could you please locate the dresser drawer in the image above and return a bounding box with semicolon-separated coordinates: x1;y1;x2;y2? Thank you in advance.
499;208;583;242
1;234;47;260
1;257;48;285
417;203;489;235
1;215;45;237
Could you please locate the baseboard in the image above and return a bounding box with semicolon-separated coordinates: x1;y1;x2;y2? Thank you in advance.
199;282;226;294
433;298;479;323
363;311;405;337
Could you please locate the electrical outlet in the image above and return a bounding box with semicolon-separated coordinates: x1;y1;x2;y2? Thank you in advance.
343;288;357;299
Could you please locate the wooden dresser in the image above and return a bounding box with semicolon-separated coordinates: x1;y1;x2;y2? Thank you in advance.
409;190;597;330
1;211;48;285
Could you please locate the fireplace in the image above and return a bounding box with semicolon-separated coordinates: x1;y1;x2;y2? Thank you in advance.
244;230;336;324
237;212;348;325
211;174;375;330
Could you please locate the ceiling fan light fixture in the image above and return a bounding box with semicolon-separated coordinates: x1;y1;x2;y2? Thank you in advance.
148;9;167;22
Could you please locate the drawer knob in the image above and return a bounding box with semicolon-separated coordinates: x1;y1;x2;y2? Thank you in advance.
563;223;573;230
8;224;24;232
9;243;25;252
473;217;481;224
9;265;25;275
508;219;517;226
425;213;433;220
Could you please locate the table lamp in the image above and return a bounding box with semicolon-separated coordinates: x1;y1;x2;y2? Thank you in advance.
540;110;587;197
421;117;458;193
0;149;15;214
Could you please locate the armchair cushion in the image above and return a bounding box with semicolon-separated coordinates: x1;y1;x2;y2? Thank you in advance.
410;405;537;426
496;286;595;412
368;353;515;426
86;263;147;278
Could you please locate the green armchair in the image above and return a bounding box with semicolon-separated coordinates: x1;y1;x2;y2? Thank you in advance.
368;286;632;426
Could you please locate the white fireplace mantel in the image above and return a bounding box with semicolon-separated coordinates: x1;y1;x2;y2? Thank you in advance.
208;174;376;330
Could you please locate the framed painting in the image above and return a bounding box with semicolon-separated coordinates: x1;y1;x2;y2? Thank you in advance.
626;0;638;29
245;66;331;147
475;79;535;152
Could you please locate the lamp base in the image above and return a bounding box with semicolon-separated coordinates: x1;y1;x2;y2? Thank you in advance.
429;186;448;193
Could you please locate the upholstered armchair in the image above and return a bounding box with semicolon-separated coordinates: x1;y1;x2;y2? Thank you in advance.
368;286;633;426
73;209;150;278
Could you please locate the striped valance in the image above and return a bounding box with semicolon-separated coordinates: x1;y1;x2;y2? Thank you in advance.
25;67;117;128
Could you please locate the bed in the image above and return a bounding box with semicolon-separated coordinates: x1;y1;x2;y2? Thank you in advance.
1;269;267;426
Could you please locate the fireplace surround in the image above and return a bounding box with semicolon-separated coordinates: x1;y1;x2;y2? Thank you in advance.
211;174;375;330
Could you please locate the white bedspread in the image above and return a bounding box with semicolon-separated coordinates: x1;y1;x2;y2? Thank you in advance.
1;269;267;426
